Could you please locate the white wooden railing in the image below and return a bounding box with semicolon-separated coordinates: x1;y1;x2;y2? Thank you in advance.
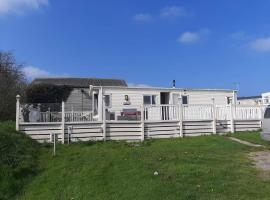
144;105;179;121
233;105;263;120
40;112;62;122
183;104;213;120
216;105;231;120
144;104;265;122
18;101;265;123
20;110;95;123
65;111;94;122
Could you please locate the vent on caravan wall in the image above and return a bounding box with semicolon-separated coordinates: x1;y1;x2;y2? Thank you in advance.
172;80;176;88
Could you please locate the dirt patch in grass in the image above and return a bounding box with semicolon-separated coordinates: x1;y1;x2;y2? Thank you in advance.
249;151;270;180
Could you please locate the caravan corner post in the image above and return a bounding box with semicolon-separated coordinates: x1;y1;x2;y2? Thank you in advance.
102;88;106;141
141;105;145;141
212;98;217;134
61;101;65;144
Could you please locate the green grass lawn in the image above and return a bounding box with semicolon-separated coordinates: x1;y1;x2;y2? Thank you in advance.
2;122;270;200
230;131;270;147
19;136;270;200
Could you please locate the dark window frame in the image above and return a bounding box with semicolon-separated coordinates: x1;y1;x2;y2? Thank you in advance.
104;94;112;107
264;107;270;119
182;95;188;105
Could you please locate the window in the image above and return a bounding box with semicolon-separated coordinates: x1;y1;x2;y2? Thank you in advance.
143;95;156;105
264;97;269;104
152;95;156;104
182;95;188;105
227;97;232;105
104;95;111;107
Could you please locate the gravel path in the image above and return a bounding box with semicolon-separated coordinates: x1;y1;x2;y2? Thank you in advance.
228;137;270;178
249;151;270;180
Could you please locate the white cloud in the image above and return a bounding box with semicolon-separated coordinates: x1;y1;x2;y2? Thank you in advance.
133;6;189;23
177;29;211;44
250;37;270;52
0;0;48;15
22;66;52;80
22;66;69;80
128;83;152;88
178;32;200;44
133;13;153;23
160;6;186;17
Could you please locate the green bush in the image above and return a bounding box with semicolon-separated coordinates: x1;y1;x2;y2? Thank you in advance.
0;122;40;200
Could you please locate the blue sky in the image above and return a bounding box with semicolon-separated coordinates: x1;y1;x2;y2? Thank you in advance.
1;0;270;96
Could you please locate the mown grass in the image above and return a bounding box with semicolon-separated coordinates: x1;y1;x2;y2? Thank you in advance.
1;122;270;200
230;131;270;147
19;135;270;200
0;122;40;200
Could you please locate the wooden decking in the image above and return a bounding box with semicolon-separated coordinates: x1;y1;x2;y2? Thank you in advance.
19;119;261;143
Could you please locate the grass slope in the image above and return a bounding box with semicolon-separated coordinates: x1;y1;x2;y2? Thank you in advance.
19;135;270;200
0;122;40;200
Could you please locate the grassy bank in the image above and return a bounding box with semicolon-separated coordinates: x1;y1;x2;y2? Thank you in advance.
0;122;40;200
19;135;270;200
1;123;270;200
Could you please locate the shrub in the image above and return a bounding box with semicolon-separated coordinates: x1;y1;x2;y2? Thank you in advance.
0;122;40;200
25;84;73;103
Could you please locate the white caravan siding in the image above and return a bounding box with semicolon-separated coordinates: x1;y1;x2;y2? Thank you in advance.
103;87;236;106
184;90;234;105
106;89;160;108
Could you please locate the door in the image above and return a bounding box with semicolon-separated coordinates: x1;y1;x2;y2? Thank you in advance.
160;92;170;120
160;92;170;104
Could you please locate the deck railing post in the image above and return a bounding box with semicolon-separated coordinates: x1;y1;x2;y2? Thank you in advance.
141;105;145;141
212;98;217;134
102;95;106;141
178;97;183;137
230;104;235;133
61;101;65;144
16;95;20;131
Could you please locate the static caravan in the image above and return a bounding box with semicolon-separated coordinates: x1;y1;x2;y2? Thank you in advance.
18;78;264;143
98;86;237;121
102;86;237;106
31;78;237;122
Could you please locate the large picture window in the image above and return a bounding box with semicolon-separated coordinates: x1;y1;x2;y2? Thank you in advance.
143;95;157;105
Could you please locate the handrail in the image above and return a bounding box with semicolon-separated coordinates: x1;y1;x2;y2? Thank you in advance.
19;102;265;123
